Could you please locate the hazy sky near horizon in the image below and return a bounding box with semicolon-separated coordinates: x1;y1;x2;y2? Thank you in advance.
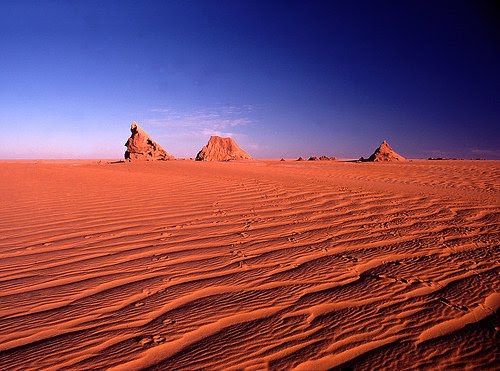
1;0;499;159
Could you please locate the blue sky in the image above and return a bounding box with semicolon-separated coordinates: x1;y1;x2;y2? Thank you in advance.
1;0;499;159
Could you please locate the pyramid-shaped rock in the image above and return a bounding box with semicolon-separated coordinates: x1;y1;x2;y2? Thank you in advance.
367;140;406;162
124;122;174;161
195;136;252;161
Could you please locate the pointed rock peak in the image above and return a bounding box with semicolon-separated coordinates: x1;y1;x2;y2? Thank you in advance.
367;140;406;162
130;121;141;133
124;122;174;161
195;136;252;161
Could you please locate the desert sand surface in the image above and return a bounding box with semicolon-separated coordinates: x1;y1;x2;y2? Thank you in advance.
0;159;498;370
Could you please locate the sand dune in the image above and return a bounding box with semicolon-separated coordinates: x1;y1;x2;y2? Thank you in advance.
0;159;498;370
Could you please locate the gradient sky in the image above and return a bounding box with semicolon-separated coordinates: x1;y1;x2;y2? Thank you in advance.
1;0;499;159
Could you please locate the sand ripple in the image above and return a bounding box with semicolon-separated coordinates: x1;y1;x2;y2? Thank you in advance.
0;160;498;370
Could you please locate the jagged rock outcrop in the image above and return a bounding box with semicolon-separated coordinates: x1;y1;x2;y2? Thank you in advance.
124;122;174;161
308;156;336;161
195;136;252;161
319;155;336;161
366;140;406;162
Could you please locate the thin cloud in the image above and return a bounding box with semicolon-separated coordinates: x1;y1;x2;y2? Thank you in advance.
136;105;255;157
200;129;236;138
149;108;173;113
144;105;253;136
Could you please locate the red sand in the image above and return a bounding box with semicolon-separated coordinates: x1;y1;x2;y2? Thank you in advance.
0;159;498;369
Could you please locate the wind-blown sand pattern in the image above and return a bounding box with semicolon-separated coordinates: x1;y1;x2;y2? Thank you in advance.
0;160;498;370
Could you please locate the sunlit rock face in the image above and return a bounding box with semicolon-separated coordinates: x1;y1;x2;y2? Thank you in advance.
367;140;406;162
195;136;252;161
124;122;174;161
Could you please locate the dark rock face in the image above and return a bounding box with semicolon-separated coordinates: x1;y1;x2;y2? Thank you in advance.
195;136;252;161
124;122;174;161
366;140;406;162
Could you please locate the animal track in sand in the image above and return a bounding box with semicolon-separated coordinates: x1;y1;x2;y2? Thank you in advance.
230;250;246;258
138;335;166;348
437;297;470;312
364;271;416;285
139;338;152;347
152;335;166;344
238;261;250;268
341;255;359;263
152;255;169;262
213;209;228;216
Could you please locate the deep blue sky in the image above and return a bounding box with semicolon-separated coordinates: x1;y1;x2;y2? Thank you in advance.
1;0;499;159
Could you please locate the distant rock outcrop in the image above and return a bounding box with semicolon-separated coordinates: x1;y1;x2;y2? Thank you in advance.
195;136;252;161
319;155;336;161
299;156;335;161
308;156;336;161
366;140;406;162
124;122;174;161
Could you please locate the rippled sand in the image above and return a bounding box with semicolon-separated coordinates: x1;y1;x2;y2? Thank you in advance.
0;159;498;370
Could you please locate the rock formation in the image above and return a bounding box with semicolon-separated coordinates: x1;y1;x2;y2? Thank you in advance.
319;155;336;161
306;156;336;161
124;122;174;161
366;140;406;162
195;136;252;161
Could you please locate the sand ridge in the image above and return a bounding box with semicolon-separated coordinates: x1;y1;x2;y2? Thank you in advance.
0;160;498;369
